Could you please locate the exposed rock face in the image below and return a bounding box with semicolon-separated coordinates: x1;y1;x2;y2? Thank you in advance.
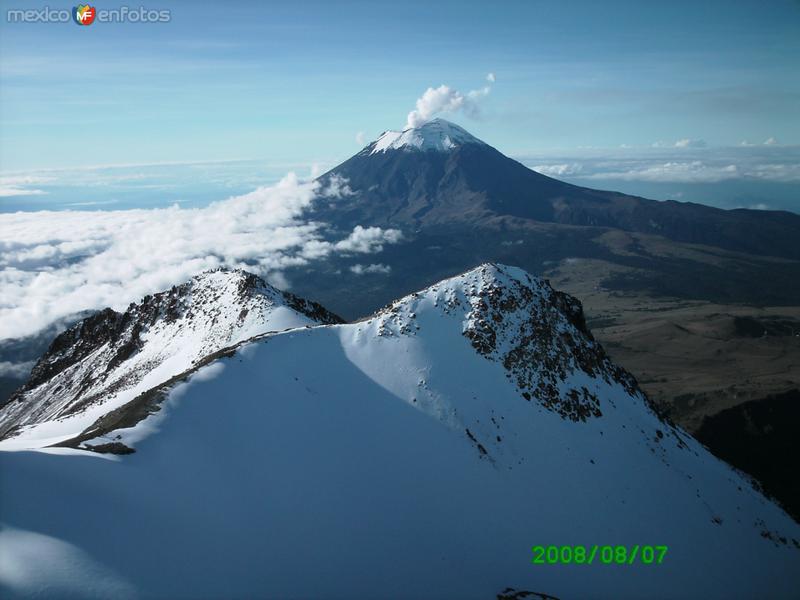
373;263;647;423
0;268;341;442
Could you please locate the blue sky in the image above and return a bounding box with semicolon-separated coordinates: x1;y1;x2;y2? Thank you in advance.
1;0;799;171
1;0;799;341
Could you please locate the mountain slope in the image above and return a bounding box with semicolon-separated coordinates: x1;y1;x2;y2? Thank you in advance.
316;118;800;259
1;264;797;599
0;268;341;449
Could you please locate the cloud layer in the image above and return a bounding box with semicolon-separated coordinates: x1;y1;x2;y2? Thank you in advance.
0;175;53;197
527;145;800;184
0;174;401;340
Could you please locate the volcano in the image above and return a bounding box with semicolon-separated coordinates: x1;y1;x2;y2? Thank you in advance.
315;118;800;260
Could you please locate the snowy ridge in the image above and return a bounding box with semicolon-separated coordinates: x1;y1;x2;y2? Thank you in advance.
1;264;799;598
367;263;647;423
0;268;341;449
368;118;486;154
333;264;694;473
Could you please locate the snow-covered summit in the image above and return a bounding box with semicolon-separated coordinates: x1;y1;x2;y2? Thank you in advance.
366;262;643;424
368;118;486;154
0;268;341;449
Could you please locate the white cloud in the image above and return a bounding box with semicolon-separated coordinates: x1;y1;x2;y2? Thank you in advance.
747;163;800;181
334;225;403;253
651;139;707;149
692;138;779;149
350;263;391;275
486;72;496;83
0;360;35;378
319;173;354;197
521;145;800;184
739;139;779;147
0;174;52;196
297;225;402;260
0;174;54;186
674;138;707;148
0;174;403;340
532;163;583;177
467;86;491;101
589;161;799;184
406;78;494;128
355;131;366;146
580;161;740;183
0;187;48;197
407;85;465;128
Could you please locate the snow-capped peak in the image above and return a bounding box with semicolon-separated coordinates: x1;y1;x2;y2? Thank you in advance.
363;263;645;424
369;118;486;154
0;268;341;449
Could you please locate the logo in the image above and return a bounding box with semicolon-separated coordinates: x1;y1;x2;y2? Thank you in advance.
7;4;171;24
72;4;96;25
